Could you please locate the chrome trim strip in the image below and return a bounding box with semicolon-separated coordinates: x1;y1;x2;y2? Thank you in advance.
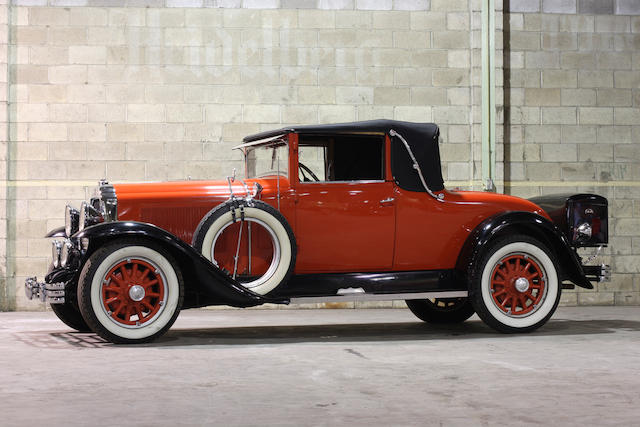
290;290;468;304
298;179;386;185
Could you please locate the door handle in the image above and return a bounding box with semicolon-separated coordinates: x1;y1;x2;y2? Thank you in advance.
379;197;395;206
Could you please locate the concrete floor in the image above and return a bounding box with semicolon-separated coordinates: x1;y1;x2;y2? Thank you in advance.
1;307;639;426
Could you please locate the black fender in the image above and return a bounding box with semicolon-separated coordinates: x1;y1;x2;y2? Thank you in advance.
74;221;289;308
456;211;593;289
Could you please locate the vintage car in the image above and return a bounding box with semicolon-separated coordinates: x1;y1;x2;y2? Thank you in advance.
25;120;610;343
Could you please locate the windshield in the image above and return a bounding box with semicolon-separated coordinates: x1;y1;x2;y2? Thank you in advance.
245;142;289;179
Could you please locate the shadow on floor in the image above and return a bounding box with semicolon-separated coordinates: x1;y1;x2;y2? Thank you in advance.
21;317;640;348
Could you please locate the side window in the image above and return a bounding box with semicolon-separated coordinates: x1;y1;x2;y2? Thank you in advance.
298;135;385;182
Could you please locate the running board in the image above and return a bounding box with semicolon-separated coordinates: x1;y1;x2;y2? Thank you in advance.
290;290;468;304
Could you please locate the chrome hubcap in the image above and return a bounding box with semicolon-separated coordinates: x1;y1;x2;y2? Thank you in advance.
128;285;145;302
514;277;530;293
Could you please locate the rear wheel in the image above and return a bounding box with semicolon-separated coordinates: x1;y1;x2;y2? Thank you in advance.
470;235;561;333
78;239;183;344
406;298;475;324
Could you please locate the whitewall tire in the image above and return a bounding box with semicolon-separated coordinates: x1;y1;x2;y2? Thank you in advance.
470;235;561;333
78;239;183;344
193;200;296;295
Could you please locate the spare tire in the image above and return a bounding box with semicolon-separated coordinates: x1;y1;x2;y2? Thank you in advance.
193;199;296;295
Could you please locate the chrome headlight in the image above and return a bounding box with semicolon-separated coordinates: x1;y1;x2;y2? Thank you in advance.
51;240;62;268
79;201;103;232
65;205;79;237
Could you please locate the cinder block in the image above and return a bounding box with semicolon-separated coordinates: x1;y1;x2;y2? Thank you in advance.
335;11;373;28
394;0;430;10
336;86;374;104
579;144;614;162
432;69;469;86
526;162;561;180
298;10;336;28
616;0;640;16
146;9;185;27
30;7;69;26
508;0;541;13
579;107;614;124
410;11;445;29
542;32;577;50
87;27;127;46
106;85;144;103
432;31;470;49
395;68;432;86
410;87;448;105
595;15;631;32
372;11;410;28
318;105;356;123
261;10;298;28
525;88;561;106
50;104;87;123
446;12;469;30
356;0;392;10
597;88;632;106
29;123;68;142
109;9;146;26
49;28;88;46
145;124;186;142
69;8;108;26
166;104;203;123
126;143;164;162
578;0;613;14
598;126;631;143
579;71;614;88
432;106;468;124
562;125;597;143
69;46;106;64
542;70;577;88
561;52;597;69
614;107;640;124
542;0;576;14
69;123;106;142
88;104;125;123
298;86;336;104
525;51;559;68
127;104;165;123
524;124;561;143
614;70;640;88
106;123;145;142
411;50;448;67
282;105;318;123
29;85;67;103
561;88;597;106
393;105;432;122
374;87;410;104
431;0;466;11
541;107;577;124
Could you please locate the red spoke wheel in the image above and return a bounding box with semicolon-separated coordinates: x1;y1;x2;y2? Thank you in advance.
101;258;167;327
489;254;547;317
78;239;183;344
470;235;561;333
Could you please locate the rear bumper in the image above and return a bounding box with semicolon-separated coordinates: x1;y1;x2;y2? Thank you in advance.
25;277;65;304
583;264;611;283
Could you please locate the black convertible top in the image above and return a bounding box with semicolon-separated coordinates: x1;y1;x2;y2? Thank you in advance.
243;119;444;193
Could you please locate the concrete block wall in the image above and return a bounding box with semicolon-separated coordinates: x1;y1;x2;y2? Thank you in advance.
505;0;640;305
3;0;489;310
0;0;636;310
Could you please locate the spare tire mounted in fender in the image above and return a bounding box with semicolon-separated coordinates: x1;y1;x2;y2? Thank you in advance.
192;199;297;295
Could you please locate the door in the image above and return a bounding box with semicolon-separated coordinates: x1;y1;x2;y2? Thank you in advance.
293;134;395;273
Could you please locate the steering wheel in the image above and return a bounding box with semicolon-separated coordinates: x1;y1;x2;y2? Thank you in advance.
299;162;320;182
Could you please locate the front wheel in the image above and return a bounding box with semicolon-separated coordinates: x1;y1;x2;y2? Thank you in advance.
470;235;561;333
50;301;91;332
78;239;184;344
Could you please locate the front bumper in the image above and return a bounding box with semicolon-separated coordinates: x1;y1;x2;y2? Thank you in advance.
25;277;65;304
